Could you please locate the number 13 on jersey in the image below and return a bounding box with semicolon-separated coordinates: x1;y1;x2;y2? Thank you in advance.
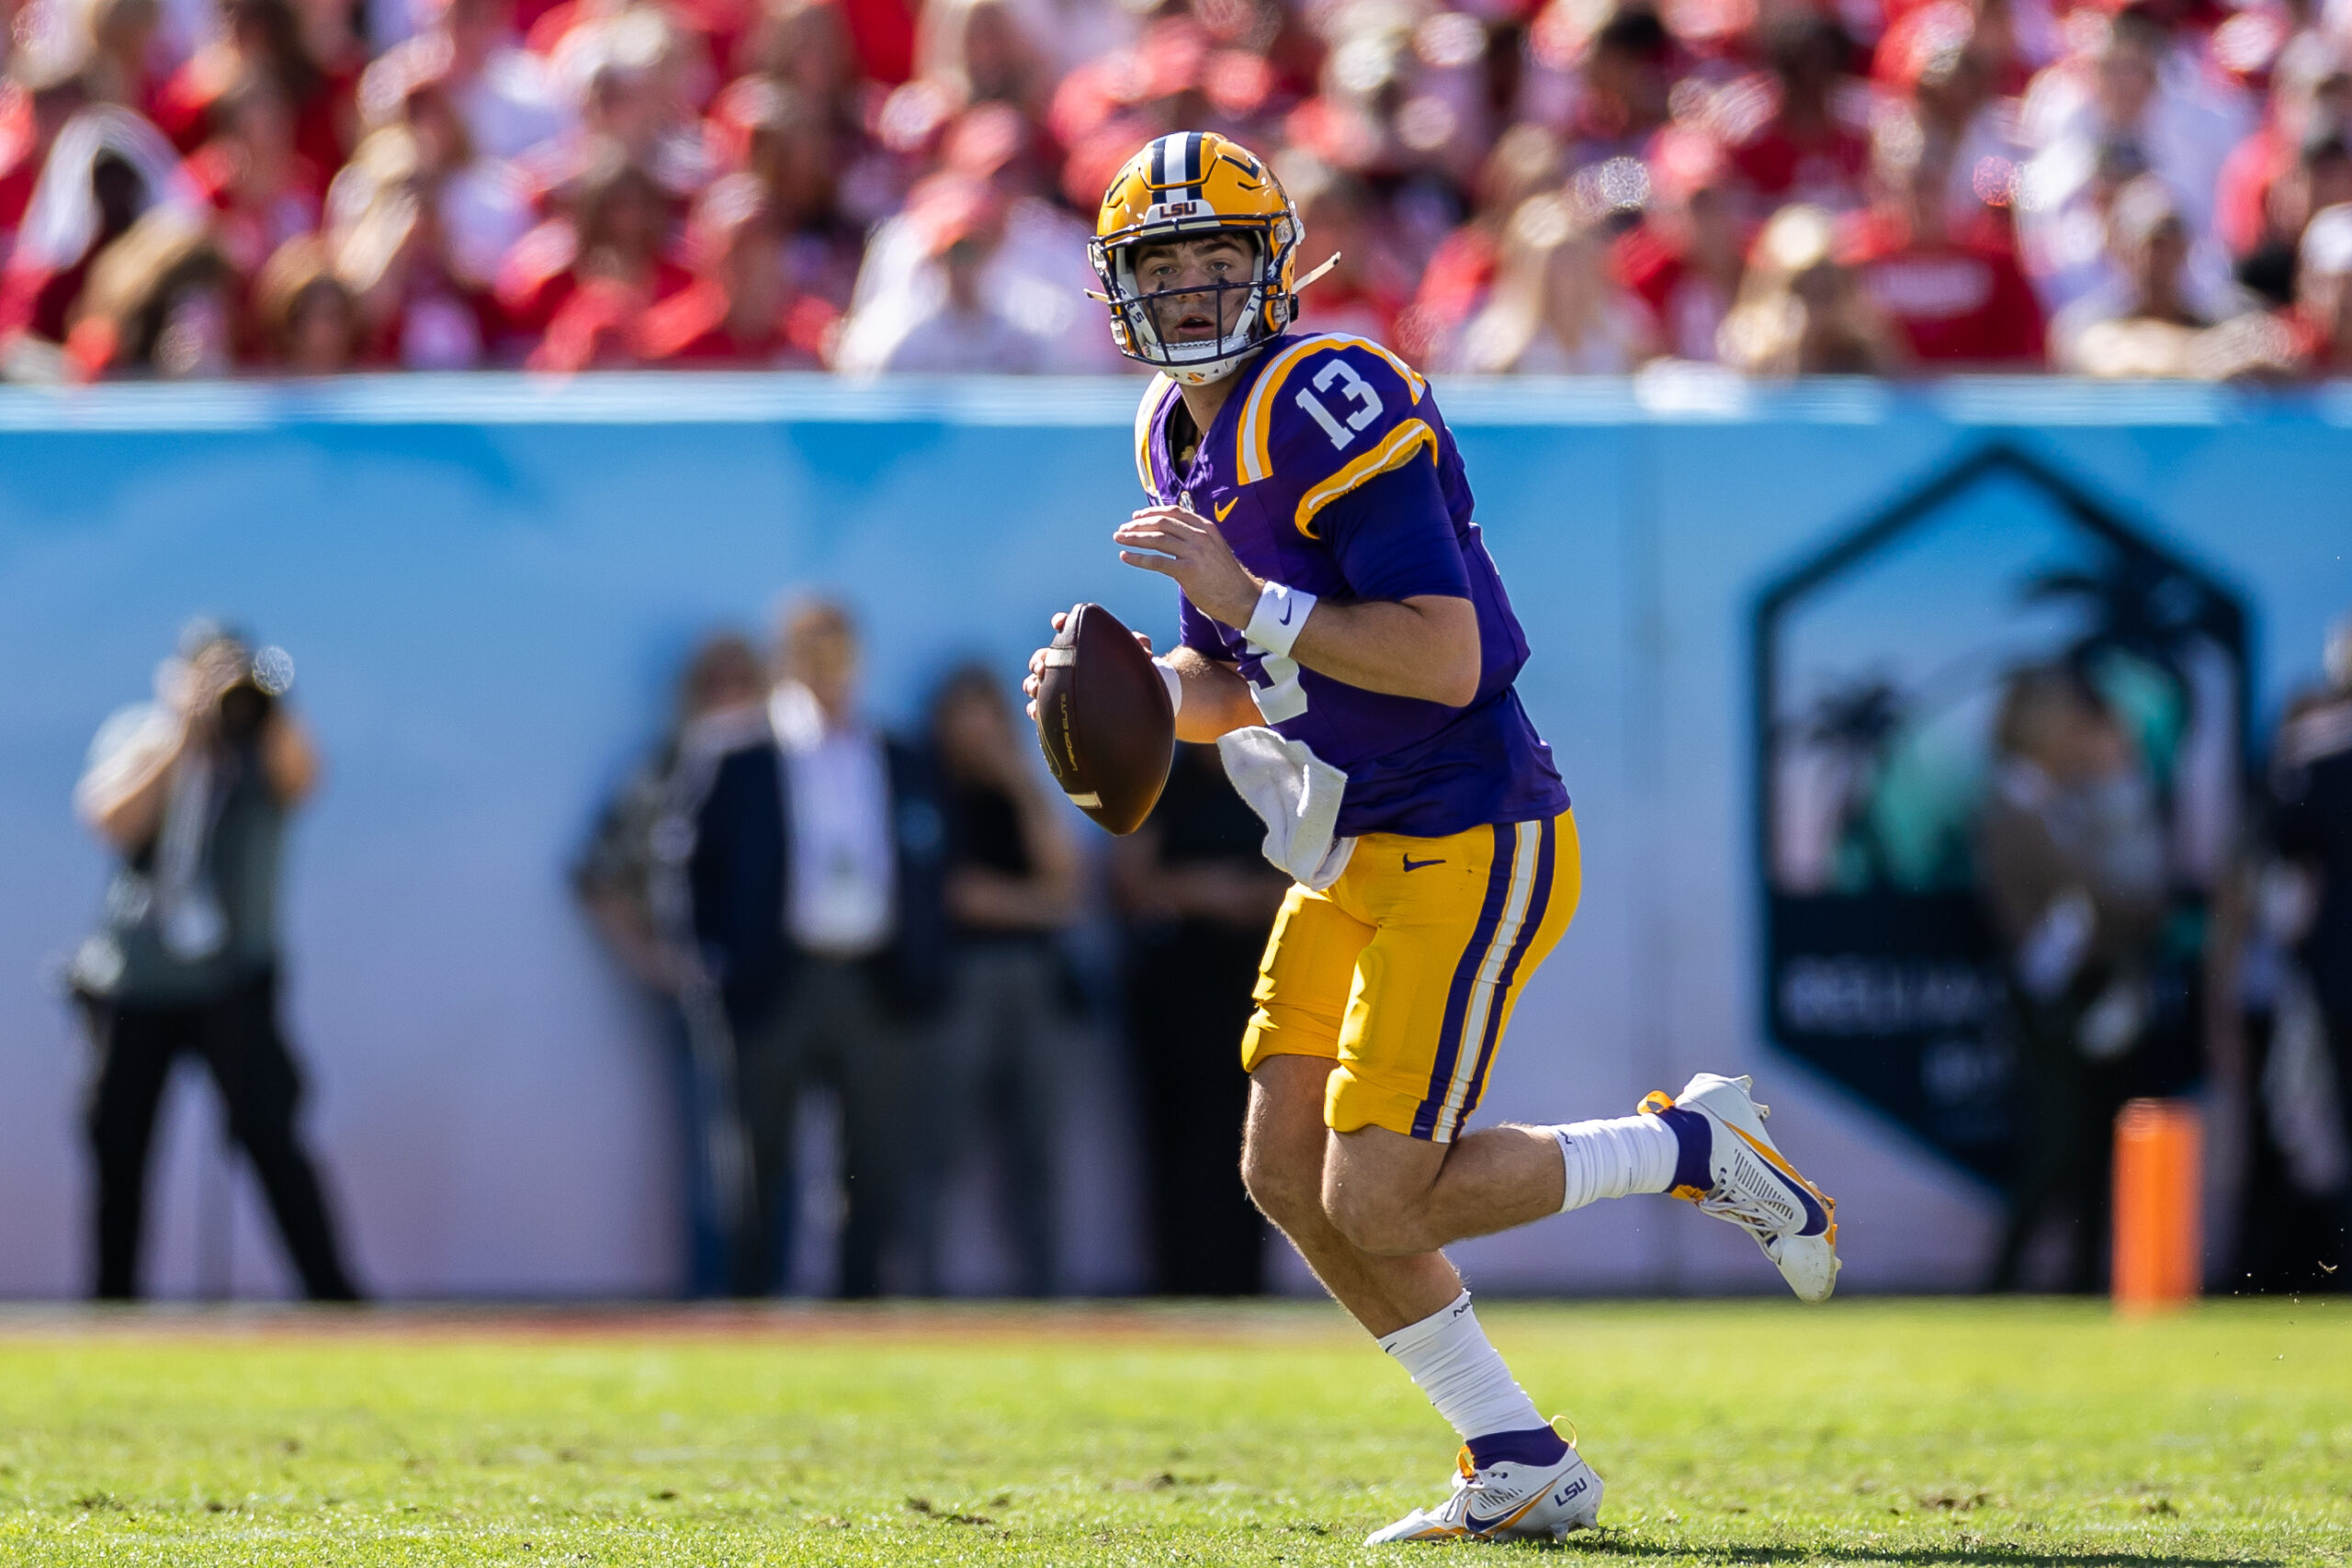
1295;359;1384;449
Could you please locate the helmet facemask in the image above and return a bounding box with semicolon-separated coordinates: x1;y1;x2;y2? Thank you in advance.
1092;219;1296;385
1106;230;1274;384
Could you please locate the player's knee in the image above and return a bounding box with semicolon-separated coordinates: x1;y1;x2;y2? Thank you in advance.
1240;1137;1320;1233
1320;1180;1434;1257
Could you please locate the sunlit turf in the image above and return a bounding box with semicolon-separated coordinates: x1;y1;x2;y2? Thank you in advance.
0;1297;2345;1565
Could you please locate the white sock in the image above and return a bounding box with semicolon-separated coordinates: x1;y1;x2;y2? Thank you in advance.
1544;1113;1679;1214
1377;1290;1546;1441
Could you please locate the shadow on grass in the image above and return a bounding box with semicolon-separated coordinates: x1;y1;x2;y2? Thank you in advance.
1544;1534;2276;1567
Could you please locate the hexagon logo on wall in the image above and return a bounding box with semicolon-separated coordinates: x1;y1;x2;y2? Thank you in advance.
1753;445;2249;1184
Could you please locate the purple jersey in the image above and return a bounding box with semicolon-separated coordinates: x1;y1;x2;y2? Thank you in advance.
1135;332;1569;840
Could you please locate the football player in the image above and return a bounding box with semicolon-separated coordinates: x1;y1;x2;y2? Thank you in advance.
1025;131;1839;1543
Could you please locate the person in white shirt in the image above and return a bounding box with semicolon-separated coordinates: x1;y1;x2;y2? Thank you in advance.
2015;9;2249;318
874;182;1045;373
835;148;1122;373
1439;191;1658;374
684;598;951;1297
359;0;572;165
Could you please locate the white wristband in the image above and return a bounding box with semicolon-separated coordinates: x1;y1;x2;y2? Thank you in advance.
1151;655;1183;717
1243;581;1316;659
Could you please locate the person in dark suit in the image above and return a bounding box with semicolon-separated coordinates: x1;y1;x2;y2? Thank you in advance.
1110;742;1288;1295
2269;620;2352;1241
574;631;770;1297
686;597;949;1297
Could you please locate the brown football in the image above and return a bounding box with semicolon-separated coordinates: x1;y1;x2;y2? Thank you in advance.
1033;601;1174;835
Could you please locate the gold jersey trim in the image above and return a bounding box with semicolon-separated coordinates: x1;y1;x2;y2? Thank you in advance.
1293;418;1439;538
1132;372;1178;496
1236;333;1429;486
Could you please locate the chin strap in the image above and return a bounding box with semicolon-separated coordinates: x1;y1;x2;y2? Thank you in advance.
1294;252;1342;292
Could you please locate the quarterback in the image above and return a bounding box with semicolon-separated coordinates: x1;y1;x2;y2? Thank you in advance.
1026;131;1839;1543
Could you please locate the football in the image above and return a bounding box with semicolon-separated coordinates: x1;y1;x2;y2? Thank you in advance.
1033;601;1175;835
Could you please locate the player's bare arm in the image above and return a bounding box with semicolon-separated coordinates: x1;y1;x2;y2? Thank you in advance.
1111;503;1482;707
1156;645;1261;742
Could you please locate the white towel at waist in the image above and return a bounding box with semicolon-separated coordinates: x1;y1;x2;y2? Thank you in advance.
1216;726;1357;891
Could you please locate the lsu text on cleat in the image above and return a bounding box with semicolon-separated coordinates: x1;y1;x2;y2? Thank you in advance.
1365;1442;1603;1544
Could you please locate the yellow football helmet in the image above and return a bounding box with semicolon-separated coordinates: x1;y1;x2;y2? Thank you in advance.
1091;131;1300;385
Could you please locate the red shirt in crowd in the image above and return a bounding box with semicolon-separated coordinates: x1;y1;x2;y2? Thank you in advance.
511;247;694;368
0;254;96;344
1289;274;1402;344
1871;0;2035;99
0;93;43;246
496;217;693;337
2270;303;2352;374
185;141;327;273
838;0;915;85
1844;210;2045;366
1728;110;1870;209
2215;124;2294;258
1399;224;1498;359
153;60;355;177
639;279;833;364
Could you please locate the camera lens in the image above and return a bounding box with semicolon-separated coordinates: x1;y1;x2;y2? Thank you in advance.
217;681;274;744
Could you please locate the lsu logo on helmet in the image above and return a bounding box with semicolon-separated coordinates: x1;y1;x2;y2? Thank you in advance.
1091;132;1302;386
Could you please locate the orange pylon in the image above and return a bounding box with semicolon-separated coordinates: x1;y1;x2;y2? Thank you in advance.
2112;1099;2201;1314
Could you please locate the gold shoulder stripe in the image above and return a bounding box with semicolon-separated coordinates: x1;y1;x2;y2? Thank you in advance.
1237;334;1428;486
1235;337;1324;484
1294;418;1439;538
1133;373;1175;495
1356;338;1430;400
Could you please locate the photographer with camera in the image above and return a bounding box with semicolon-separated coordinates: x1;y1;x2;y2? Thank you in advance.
67;620;361;1302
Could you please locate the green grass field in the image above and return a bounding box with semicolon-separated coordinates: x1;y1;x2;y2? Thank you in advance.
0;1298;2345;1565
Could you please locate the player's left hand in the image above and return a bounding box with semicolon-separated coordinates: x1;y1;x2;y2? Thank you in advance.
1023;610;1154;723
1113;505;1261;629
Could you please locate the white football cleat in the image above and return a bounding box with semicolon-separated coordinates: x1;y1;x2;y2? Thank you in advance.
1365;1441;1603;1544
1644;1072;1839;1303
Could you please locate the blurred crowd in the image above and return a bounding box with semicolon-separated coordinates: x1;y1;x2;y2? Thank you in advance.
571;604;1288;1297
4;0;2352;378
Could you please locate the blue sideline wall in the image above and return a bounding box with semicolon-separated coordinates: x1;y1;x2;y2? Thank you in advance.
0;374;2343;1299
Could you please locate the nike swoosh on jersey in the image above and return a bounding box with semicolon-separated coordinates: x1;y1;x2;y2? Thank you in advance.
1401;855;1443;872
1214;496;1238;521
